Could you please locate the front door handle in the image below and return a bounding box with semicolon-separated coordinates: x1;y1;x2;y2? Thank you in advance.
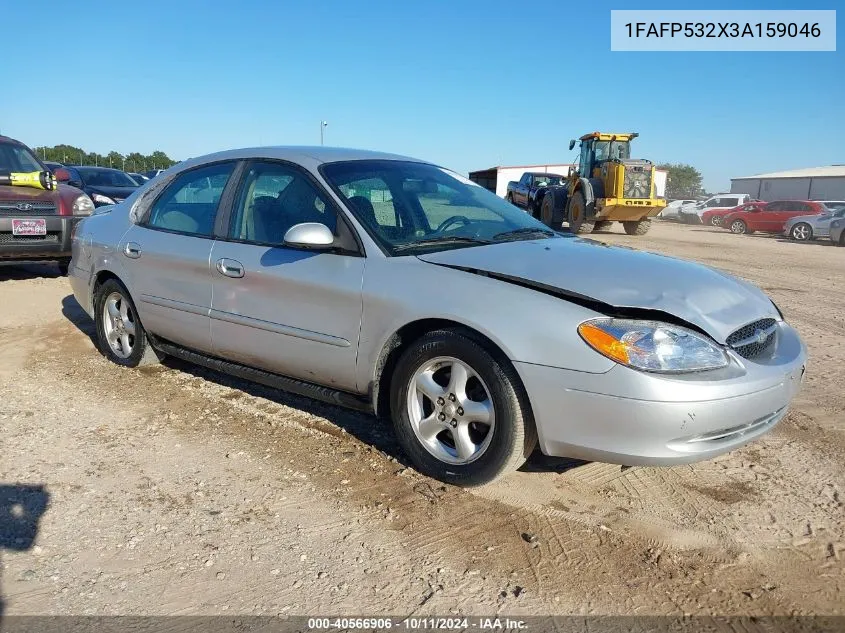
216;258;244;279
124;242;141;258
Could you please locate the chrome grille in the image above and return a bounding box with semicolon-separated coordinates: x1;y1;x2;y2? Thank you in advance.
0;232;60;244
0;200;58;215
727;318;777;359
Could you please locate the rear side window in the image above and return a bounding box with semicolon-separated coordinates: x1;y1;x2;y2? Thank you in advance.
722;198;739;207
147;163;235;236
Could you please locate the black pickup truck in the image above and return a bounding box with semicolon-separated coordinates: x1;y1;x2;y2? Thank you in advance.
505;172;565;216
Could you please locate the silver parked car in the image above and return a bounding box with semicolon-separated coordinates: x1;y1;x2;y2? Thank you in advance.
784;202;845;241
68;147;807;486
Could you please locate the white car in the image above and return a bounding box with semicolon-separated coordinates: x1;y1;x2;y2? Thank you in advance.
680;194;751;225
659;199;698;220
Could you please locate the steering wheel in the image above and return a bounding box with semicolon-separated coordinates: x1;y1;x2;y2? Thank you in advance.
435;215;472;233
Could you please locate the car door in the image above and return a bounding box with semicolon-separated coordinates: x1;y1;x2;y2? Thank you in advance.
209;160;365;392
774;201;806;232
120;160;238;354
751;201;780;231
514;173;530;207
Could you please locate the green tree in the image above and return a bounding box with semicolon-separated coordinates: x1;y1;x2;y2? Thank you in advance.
31;144;178;171
106;151;125;169
657;163;703;199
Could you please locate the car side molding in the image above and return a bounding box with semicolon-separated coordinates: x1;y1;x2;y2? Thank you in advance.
148;335;372;413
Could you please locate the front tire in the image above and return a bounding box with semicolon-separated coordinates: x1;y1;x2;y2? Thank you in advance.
94;279;162;367
730;219;750;235
623;220;651;235
791;223;812;241
567;190;595;234
390;329;537;487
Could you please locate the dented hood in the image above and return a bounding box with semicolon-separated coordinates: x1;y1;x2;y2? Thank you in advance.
416;236;778;344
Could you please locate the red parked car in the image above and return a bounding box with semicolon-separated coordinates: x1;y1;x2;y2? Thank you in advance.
723;200;828;235
702;200;763;227
1;135;94;274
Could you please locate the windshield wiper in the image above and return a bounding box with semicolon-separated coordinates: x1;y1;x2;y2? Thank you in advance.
392;236;491;252
492;227;556;241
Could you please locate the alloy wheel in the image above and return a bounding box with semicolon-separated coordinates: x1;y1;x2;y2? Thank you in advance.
792;224;811;240
102;291;136;359
407;356;495;465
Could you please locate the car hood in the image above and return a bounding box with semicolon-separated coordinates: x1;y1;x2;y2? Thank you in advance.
786;214;827;226
87;185;138;200
416;237;778;344
0;183;60;203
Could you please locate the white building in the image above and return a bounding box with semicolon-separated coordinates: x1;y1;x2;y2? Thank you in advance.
730;166;845;201
468;164;574;198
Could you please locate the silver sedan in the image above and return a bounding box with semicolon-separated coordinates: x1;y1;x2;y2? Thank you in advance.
784;203;845;240
68;147;807;486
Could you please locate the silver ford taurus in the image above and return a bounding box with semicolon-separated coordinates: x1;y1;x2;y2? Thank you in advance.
69;147;806;486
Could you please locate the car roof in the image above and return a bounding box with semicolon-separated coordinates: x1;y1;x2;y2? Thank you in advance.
175;146;425;173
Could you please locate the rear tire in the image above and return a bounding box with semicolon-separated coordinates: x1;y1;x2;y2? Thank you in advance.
390;329;537;487
567;190;595;234
94;279;163;368
838;233;845;247
730;219;749;235
540;191;560;229
623;220;651;235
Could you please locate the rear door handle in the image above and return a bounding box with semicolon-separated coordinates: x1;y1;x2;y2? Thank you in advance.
216;258;244;278
124;242;141;258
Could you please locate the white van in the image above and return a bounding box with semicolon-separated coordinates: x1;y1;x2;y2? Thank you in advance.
679;193;751;224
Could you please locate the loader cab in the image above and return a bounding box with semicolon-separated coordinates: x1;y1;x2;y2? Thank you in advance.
570;132;636;178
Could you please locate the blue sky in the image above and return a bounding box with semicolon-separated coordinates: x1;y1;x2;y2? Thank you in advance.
1;0;842;191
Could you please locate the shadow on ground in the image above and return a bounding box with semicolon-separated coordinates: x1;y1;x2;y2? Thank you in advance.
60;294;585;476
0;484;50;619
0;262;64;282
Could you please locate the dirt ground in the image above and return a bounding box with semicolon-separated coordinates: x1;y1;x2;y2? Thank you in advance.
1;221;842;617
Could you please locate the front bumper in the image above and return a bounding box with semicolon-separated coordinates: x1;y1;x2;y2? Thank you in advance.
0;215;82;261
516;322;806;465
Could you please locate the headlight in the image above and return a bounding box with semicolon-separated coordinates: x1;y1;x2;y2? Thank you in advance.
578;318;729;373
91;193;116;205
72;194;95;216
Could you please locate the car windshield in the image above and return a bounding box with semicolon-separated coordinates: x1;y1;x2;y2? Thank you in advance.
322;160;558;255
822;202;845;212
77;168;138;187
0;142;43;173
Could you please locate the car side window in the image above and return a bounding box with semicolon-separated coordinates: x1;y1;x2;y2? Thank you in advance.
147;162;235;236
229;162;336;245
766;202;783;211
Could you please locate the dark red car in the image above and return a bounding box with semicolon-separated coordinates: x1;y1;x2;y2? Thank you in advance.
723;200;828;235
0;135;94;274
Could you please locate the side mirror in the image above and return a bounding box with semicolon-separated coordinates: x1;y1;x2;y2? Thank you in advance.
54;168;71;182
568;139;576;151
283;222;334;249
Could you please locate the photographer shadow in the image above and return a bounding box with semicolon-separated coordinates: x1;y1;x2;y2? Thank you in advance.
0;484;50;619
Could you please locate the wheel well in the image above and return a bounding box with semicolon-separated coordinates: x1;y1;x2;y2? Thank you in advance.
93;270;122;296
371;318;513;418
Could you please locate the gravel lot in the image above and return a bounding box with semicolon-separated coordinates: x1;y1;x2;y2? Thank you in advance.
1;221;842;616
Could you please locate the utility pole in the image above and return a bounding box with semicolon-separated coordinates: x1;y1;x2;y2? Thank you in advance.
320;120;328;146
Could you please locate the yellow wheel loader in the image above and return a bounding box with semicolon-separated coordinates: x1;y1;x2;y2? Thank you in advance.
540;132;666;235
